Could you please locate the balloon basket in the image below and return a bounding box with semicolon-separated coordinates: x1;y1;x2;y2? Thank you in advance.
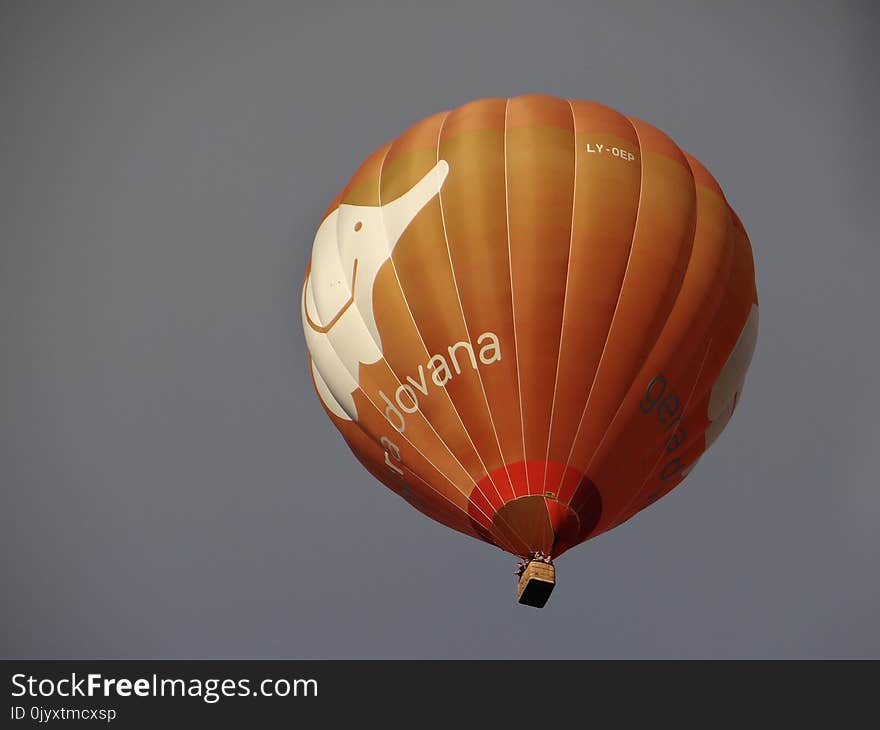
517;561;556;608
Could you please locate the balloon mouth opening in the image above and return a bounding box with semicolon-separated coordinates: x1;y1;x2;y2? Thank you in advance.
491;495;579;558
467;460;603;558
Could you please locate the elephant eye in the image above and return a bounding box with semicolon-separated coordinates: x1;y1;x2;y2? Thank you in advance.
354;221;363;232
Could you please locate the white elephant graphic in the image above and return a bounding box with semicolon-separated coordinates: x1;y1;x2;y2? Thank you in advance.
705;302;759;447
302;160;449;421
675;302;758;480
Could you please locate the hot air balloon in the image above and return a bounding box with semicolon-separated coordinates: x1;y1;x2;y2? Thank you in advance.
301;95;758;607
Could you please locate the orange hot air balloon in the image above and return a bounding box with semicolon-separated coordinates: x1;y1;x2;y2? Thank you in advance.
301;95;758;607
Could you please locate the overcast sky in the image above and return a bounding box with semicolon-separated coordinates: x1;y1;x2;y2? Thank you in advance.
2;1;877;658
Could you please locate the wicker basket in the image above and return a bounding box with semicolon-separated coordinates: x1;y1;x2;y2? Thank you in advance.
517;561;556;608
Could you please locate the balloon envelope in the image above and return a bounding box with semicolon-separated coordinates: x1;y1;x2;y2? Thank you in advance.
302;95;758;560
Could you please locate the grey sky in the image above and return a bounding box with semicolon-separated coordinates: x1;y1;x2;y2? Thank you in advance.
2;1;877;658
